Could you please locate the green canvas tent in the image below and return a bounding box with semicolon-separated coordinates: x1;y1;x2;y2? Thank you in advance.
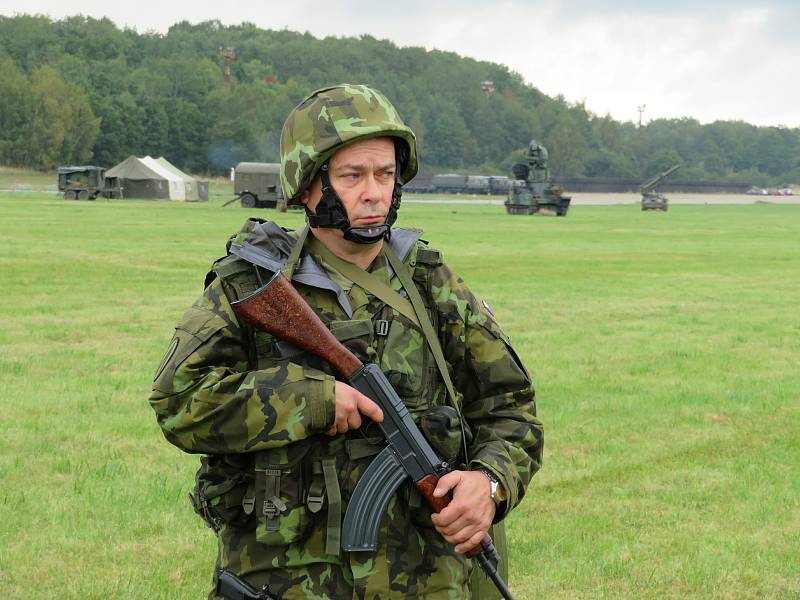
105;155;182;200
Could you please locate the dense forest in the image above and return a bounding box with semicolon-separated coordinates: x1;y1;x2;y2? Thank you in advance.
0;15;798;185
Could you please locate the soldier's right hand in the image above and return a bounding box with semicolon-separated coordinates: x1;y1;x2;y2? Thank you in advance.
327;381;384;436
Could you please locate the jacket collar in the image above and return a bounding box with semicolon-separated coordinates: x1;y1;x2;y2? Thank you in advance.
228;220;422;318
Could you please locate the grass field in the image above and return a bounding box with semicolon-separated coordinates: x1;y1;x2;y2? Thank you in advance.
1;192;798;599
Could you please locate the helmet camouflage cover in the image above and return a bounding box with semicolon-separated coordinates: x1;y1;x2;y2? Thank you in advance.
280;84;418;203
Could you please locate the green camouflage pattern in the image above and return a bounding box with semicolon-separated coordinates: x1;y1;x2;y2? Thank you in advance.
149;221;543;599
280;84;418;202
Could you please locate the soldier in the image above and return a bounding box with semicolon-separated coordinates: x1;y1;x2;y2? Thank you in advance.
526;140;549;182
149;83;543;599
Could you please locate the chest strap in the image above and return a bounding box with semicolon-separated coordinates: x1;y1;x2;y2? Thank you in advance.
384;243;469;462
306;236;420;326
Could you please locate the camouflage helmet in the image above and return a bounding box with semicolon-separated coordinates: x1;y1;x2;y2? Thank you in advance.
280;84;418;203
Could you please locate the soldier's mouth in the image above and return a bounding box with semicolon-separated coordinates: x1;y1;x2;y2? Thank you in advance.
355;215;385;225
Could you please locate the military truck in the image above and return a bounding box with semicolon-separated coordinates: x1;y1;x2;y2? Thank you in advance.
640;164;680;211
57;165;118;200
431;173;468;193
229;162;284;209
504;139;571;216
488;175;512;195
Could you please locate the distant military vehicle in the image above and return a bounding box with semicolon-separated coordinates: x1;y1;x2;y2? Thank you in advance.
488;175;512;195
640;164;680;211
504;139;571;216
432;173;511;194
57;165;118;200
227;162;284;209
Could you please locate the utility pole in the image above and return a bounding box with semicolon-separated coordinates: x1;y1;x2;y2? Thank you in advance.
219;47;236;91
637;104;646;128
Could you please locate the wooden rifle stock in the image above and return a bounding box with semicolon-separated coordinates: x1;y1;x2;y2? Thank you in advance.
231;270;362;378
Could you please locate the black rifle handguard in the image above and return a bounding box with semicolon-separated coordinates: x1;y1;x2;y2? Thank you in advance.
216;569;275;600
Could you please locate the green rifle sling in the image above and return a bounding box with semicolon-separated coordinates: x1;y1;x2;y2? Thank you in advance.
382;243;469;463
281;224;310;281
306;236;420;326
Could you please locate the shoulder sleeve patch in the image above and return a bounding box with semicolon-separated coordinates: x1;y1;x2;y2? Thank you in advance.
415;248;442;266
151;305;230;394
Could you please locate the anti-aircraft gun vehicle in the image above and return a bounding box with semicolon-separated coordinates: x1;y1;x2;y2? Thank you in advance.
504;140;571;216
57;165;119;200
640;164;680;211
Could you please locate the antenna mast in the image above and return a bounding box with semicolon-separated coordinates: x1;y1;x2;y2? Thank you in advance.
219;47;236;91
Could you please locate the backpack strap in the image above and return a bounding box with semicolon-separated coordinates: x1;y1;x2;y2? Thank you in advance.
281;224;310;281
306;235;420;326
383;243;469;462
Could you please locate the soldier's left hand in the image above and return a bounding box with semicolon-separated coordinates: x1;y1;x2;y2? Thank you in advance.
429;470;496;554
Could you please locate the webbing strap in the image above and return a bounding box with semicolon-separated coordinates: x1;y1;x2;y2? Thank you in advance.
306;236;420;326
260;468;284;531
383;244;469;461
280;224;310;281
322;458;341;556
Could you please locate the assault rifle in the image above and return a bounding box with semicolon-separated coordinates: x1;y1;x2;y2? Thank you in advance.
232;270;515;600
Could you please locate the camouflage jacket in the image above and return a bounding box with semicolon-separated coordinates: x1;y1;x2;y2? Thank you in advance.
148;219;542;598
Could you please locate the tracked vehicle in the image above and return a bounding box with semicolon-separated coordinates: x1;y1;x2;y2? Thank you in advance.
504;140;571;216
640;164;680;211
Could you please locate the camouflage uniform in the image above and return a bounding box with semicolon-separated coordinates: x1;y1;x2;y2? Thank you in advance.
149;84;542;599
149;219;542;599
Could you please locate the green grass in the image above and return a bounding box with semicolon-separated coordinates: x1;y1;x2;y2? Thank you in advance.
0;192;798;599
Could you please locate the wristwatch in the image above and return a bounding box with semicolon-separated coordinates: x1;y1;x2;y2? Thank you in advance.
478;469;500;501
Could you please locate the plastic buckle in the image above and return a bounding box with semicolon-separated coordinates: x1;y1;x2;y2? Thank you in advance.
375;320;390;336
306;494;325;513
263;496;286;518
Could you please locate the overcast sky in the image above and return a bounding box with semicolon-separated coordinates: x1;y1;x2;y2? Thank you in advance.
2;0;798;127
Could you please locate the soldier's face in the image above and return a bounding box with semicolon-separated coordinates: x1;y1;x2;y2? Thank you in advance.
303;137;396;228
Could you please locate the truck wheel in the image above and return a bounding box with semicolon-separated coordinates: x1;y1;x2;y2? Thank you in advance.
64;190;77;200
77;190;90;200
240;193;256;208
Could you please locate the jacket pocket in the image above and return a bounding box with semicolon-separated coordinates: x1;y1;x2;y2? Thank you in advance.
189;455;254;532
254;440;313;546
379;313;430;406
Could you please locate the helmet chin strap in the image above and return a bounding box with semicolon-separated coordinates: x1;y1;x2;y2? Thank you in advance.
305;162;403;245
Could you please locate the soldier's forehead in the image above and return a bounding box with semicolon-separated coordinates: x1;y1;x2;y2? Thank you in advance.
330;137;396;167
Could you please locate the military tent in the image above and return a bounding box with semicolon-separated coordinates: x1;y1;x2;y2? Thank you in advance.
153;157;209;202
105;155;185;200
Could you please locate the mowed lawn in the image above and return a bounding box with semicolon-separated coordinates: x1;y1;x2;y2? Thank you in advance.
0;193;798;599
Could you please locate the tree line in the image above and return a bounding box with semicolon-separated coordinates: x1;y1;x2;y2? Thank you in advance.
0;15;798;185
